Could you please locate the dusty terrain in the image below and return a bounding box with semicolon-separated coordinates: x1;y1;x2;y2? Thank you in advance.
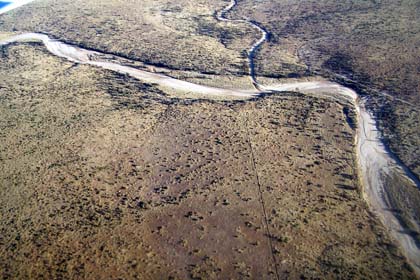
1;0;418;183
1;0;420;278
0;43;416;279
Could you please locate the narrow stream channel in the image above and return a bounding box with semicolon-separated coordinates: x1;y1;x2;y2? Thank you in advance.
216;0;269;89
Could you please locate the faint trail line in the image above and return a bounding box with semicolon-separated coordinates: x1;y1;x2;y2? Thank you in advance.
244;111;280;280
335;74;419;109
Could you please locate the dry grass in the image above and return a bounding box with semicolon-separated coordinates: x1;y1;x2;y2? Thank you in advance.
3;0;418;178
0;43;415;279
232;0;420;98
230;0;420;180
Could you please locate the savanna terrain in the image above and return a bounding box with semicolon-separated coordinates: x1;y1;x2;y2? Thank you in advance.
1;0;418;179
0;42;415;279
0;0;419;278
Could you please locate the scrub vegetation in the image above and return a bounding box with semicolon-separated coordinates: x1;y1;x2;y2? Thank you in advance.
229;0;420;180
0;0;257;75
0;0;418;180
0;0;419;278
0;43;415;279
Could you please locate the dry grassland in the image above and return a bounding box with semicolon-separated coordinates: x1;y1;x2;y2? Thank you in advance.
0;43;415;279
231;0;420;180
1;0;418;181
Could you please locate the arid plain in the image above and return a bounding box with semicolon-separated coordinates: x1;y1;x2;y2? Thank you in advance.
0;0;419;279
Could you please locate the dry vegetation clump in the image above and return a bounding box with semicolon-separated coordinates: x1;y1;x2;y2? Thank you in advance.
0;43;415;279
